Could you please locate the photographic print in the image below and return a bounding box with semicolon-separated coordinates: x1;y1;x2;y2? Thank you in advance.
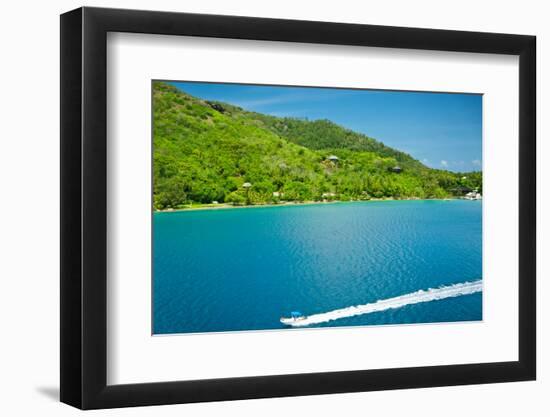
152;81;482;335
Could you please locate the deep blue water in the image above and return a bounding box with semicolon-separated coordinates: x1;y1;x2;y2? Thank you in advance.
153;200;482;334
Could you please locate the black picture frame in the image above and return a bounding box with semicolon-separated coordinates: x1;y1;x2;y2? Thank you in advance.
60;6;536;410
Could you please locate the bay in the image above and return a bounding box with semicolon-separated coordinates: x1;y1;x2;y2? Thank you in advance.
153;200;482;334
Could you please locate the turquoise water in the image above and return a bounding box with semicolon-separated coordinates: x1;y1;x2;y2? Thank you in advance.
153;200;482;334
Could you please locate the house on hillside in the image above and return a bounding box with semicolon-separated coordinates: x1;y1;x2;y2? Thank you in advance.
321;192;337;201
388;165;402;173
327;155;339;163
464;189;482;200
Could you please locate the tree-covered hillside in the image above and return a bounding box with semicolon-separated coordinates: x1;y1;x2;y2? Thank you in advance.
153;81;482;210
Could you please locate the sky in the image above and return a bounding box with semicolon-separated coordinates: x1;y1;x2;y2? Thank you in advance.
168;81;482;172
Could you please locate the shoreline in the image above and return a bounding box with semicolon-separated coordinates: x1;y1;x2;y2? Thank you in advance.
154;197;473;213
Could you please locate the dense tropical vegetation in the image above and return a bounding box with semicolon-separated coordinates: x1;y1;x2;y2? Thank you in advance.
153;81;482;210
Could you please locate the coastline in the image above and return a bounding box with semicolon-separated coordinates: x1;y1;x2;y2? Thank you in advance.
154;197;469;213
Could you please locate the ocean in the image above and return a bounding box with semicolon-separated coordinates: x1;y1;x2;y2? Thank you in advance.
153;199;482;334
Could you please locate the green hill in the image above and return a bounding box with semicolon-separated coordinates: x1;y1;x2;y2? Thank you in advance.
153;81;482;210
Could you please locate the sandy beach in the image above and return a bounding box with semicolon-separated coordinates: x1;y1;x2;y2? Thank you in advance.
154;197;460;213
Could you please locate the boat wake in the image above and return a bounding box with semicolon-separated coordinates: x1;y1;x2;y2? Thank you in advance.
286;279;482;327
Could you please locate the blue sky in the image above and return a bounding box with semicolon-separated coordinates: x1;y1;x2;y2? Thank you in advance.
168;81;482;172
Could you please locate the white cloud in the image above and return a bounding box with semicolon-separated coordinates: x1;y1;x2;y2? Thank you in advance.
267;109;311;117
232;89;362;110
472;159;482;167
422;158;430;164
234;96;297;108
440;160;448;167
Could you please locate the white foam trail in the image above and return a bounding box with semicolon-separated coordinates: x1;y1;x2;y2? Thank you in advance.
288;280;482;327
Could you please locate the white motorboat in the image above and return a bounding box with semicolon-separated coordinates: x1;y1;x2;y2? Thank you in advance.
280;311;306;325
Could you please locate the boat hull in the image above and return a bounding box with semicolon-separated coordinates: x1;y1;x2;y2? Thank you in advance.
280;317;306;326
